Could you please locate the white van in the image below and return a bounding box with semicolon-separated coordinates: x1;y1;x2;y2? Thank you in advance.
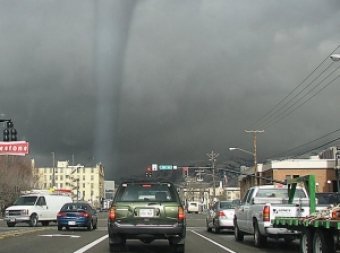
187;201;200;213
4;192;72;227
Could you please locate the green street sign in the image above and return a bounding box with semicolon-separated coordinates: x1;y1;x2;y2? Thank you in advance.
159;165;173;170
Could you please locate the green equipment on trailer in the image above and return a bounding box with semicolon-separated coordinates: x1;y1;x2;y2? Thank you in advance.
272;175;340;253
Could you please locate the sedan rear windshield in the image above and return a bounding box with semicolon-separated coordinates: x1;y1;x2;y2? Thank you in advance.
61;203;89;211
115;183;177;202
220;201;237;209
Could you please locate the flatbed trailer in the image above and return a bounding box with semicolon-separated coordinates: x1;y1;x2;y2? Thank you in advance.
272;175;340;253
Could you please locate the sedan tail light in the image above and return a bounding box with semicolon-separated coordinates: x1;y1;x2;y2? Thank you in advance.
57;211;66;217
80;211;90;218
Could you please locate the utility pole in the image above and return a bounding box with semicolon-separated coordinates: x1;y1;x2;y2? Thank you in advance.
206;150;219;200
245;130;264;186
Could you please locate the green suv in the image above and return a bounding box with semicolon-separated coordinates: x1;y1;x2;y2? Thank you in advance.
108;181;186;252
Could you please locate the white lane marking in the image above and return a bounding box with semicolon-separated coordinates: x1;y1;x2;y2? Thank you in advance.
39;234;80;238
190;230;238;253
73;235;108;253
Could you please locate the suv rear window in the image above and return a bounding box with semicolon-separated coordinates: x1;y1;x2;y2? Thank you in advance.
115;183;177;202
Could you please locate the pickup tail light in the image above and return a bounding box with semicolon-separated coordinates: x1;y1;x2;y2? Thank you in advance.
263;205;270;222
108;207;116;221
178;207;186;221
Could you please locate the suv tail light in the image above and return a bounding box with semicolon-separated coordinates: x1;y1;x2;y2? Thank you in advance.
263;205;270;222
108;207;116;221
178;207;185;221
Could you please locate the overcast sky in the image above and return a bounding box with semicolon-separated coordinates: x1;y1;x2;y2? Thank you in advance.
1;0;340;179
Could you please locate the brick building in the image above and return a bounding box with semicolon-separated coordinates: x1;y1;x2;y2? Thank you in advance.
238;146;340;198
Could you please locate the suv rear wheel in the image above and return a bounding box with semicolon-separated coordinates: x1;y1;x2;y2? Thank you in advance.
172;243;185;253
109;235;126;252
109;243;125;252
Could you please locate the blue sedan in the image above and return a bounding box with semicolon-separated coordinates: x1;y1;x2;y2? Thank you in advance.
57;202;98;231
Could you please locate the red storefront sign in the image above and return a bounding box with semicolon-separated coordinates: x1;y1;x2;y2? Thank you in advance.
0;141;29;156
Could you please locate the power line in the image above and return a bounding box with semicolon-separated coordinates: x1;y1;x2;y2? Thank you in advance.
291;137;340;158
269;128;340;158
252;44;340;129
257;62;336;128
264;71;340;129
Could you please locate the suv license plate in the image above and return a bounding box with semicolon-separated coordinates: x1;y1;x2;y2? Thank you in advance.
140;209;154;217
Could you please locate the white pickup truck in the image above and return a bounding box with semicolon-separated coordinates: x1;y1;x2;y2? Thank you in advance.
234;184;310;247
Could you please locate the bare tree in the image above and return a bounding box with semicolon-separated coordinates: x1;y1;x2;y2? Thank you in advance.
0;156;33;214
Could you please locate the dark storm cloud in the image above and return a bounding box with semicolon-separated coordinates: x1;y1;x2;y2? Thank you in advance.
1;0;340;179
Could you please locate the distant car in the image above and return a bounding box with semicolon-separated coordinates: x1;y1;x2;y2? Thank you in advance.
108;181;186;252
206;200;237;233
187;201;200;214
57;202;98;231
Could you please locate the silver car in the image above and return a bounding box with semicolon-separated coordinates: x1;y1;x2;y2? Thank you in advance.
206;200;237;233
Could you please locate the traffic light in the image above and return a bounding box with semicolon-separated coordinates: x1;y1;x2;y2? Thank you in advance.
145;171;152;177
219;170;225;179
145;167;152;177
3;128;9;141
2;121;17;141
10;128;17;141
183;167;188;177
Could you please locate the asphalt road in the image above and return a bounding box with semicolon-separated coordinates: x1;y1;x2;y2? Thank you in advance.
0;212;301;253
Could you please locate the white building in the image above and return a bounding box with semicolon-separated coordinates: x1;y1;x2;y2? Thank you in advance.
34;161;105;208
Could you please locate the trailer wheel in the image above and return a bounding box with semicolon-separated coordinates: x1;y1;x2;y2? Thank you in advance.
300;229;314;253
312;229;335;253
